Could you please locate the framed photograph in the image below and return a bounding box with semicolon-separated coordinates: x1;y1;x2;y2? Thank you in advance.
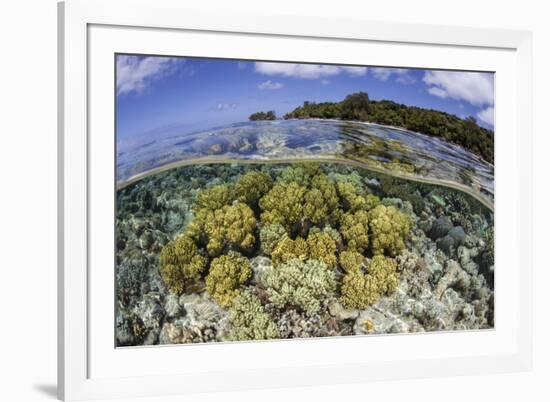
58;0;533;400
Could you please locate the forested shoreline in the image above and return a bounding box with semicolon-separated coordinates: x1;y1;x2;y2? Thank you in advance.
250;92;494;164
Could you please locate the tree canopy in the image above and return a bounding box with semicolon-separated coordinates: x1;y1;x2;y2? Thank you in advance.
249;110;277;121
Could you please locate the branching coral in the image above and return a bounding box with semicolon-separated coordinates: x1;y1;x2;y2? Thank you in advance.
340;255;398;309
227;288;280;341
193;184;233;211
263;259;337;316
368;205;411;256
259;223;287;256
259;182;306;232
187;202;257;257
159;235;206;295
339;210;370;253
234;170;273;205
205;251;252;308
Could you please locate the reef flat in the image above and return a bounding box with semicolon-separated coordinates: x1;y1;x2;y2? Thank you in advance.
115;162;494;346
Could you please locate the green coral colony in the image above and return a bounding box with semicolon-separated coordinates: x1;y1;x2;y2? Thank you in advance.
116;162;494;345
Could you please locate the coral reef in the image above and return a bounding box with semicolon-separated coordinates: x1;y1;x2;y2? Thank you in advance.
309;225;343;247
116;162;494;346
277;163;322;186
270;236;309;266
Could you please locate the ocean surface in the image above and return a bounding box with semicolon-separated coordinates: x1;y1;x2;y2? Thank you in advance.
116;120;494;209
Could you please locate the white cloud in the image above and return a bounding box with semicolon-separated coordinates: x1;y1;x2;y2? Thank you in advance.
371;68;415;84
237;61;247;70
427;87;449;98
371;68;392;81
477;106;494;126
257;80;284;90
321;79;331;85
254;62;367;79
116;55;183;95
341;66;368;77
423;71;494;106
216;103;238;110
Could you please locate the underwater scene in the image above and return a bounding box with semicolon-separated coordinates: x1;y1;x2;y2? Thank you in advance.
115;56;494;346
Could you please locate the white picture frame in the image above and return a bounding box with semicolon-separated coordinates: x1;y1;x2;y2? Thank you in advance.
58;0;533;400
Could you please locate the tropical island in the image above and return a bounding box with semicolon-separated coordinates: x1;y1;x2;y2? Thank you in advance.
249;110;277;121
249;92;494;164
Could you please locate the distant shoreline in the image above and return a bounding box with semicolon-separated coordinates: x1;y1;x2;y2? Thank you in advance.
252;92;494;164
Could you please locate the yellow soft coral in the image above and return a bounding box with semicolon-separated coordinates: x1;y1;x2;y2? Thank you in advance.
259;223;287;256
277;162;322;186
271;236;309;266
303;174;340;224
205;251;252;308
340;255;398;309
306;231;338;268
339;249;364;273
259;182;306;232
234;170;273;205
337;181;367;212
368;205;411;256
270;232;337;268
193;184;233;211
187;202;257;257
339;210;370;253
159;235;206;295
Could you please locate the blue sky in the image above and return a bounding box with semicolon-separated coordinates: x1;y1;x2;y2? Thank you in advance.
116;55;494;147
